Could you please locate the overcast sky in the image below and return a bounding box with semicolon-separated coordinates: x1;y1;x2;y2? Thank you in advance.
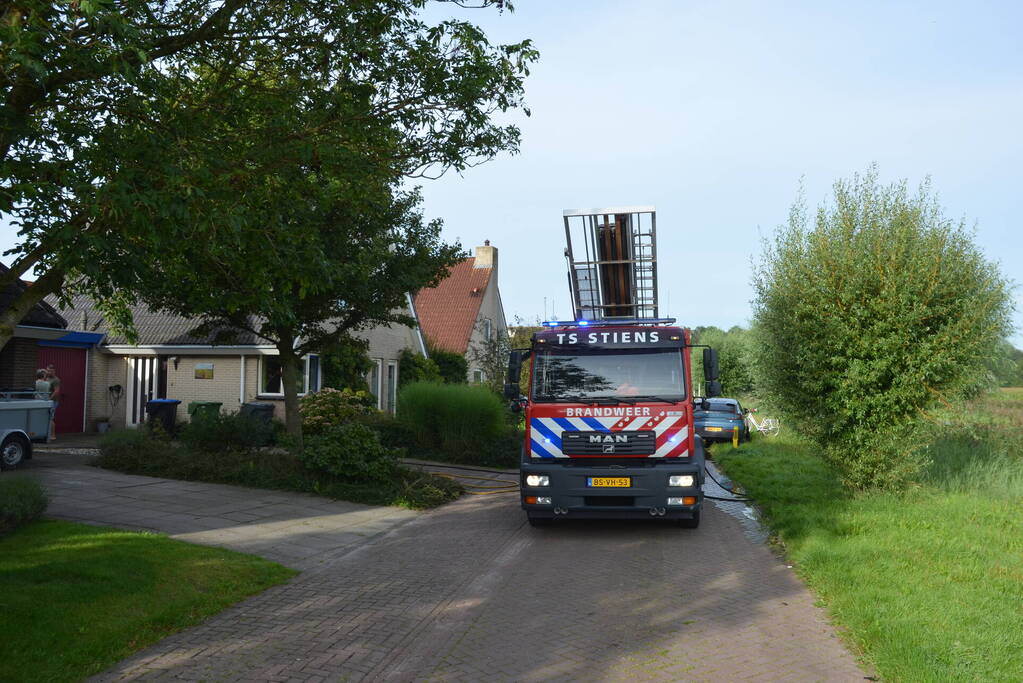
2;1;1020;342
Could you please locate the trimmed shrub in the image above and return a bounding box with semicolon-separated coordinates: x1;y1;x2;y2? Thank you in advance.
299;423;400;483
179;412;278;453
398;348;443;387
98;430;188;475
357;411;417;451
0;478;48;534
299;388;375;436
429;349;468;384
95;427;459;509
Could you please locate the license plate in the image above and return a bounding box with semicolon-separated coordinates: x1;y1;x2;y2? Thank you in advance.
587;477;631;488
706;426;723;432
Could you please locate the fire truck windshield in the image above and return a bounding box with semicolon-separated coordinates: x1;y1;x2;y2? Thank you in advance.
531;348;685;403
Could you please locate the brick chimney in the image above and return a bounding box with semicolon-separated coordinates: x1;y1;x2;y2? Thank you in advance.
474;240;497;271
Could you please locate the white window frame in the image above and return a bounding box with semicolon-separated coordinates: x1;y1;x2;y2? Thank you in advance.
386;361;398;414
367;358;383;409
472;369;484;384
257;354;321;398
483;318;493;342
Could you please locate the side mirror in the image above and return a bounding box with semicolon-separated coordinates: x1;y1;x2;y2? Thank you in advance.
703;348;720;382
505;349;530;400
706;380;722;397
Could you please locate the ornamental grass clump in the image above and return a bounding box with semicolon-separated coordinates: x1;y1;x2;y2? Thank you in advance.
397;381;511;465
752;167;1013;489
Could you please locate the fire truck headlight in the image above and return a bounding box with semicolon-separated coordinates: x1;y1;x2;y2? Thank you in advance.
525;475;550;487
669;475;695;487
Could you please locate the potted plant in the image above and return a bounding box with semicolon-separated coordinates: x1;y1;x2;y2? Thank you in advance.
94;417;112;434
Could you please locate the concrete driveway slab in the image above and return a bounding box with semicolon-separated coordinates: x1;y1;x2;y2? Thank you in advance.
19;458;418;570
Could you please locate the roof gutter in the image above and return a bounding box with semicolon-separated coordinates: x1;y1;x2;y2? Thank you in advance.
103;344;278;356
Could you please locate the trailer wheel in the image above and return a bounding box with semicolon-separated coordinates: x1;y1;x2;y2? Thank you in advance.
677;509;701;529
1;434;29;470
527;514;552;527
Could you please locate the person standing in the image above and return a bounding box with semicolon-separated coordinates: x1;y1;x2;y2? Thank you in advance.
34;369;51;399
45;364;62;441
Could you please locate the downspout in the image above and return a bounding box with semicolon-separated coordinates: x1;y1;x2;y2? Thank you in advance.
239;355;246;405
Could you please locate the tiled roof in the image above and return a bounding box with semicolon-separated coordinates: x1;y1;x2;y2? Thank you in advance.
48;294;264;346
1;263;67;329
414;257;492;354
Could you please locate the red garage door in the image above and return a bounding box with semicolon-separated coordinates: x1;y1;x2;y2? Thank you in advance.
37;347;87;434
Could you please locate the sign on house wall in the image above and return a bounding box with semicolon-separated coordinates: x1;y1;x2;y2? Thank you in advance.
194;363;214;380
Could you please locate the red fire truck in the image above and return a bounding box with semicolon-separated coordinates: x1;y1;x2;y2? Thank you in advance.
507;320;719;527
505;207;721;527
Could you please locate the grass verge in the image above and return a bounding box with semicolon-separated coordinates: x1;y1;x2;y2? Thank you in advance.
0;520;295;683
95;432;462;510
714;390;1023;682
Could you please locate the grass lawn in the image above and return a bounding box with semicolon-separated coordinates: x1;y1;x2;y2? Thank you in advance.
715;388;1023;682
0;520;297;683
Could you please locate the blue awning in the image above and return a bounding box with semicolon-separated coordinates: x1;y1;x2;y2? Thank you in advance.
38;331;105;348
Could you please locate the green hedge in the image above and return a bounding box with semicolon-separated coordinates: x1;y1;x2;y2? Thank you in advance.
96;429;460;510
0;478;48;534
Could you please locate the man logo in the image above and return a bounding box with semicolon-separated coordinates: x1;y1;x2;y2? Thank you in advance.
589;434;629;444
602;443;615;453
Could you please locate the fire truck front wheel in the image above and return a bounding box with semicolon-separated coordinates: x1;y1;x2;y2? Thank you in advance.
677;509;701;528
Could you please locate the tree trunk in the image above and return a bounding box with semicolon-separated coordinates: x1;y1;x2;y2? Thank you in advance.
0;267;65;352
277;338;304;450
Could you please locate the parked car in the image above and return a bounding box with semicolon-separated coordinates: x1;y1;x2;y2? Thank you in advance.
692;397;749;443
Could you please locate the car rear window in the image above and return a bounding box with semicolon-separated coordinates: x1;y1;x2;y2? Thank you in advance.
695;402;739;414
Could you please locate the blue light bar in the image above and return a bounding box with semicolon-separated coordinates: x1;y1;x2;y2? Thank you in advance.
540;318;677;328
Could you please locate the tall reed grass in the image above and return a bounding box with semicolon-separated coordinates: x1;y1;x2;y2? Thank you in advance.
397;381;511;463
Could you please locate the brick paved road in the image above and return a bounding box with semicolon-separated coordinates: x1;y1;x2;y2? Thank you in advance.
89;480;869;682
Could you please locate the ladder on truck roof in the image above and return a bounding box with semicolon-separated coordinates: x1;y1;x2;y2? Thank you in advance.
563;206;658;321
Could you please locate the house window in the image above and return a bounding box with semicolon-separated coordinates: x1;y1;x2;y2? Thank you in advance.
367;359;382;409
308;356;320;392
472;369;484;384
386;362;397;414
259;355;318;395
483;318;492;342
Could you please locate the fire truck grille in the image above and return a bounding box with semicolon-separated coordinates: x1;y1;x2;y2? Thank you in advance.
561;430;656;456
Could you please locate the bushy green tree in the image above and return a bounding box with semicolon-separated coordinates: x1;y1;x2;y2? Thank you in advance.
752;168;1014;489
691;325;755;396
429;346;468;384
398;348;443;387
321;336;374;393
467;318;510;394
0;0;535;352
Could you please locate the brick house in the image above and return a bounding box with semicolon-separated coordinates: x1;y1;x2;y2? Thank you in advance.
40;294;428;430
2;260;427;432
413;242;508;383
1;264;106;435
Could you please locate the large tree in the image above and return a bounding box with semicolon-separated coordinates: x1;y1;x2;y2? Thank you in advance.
0;0;534;349
752;168;1014;489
